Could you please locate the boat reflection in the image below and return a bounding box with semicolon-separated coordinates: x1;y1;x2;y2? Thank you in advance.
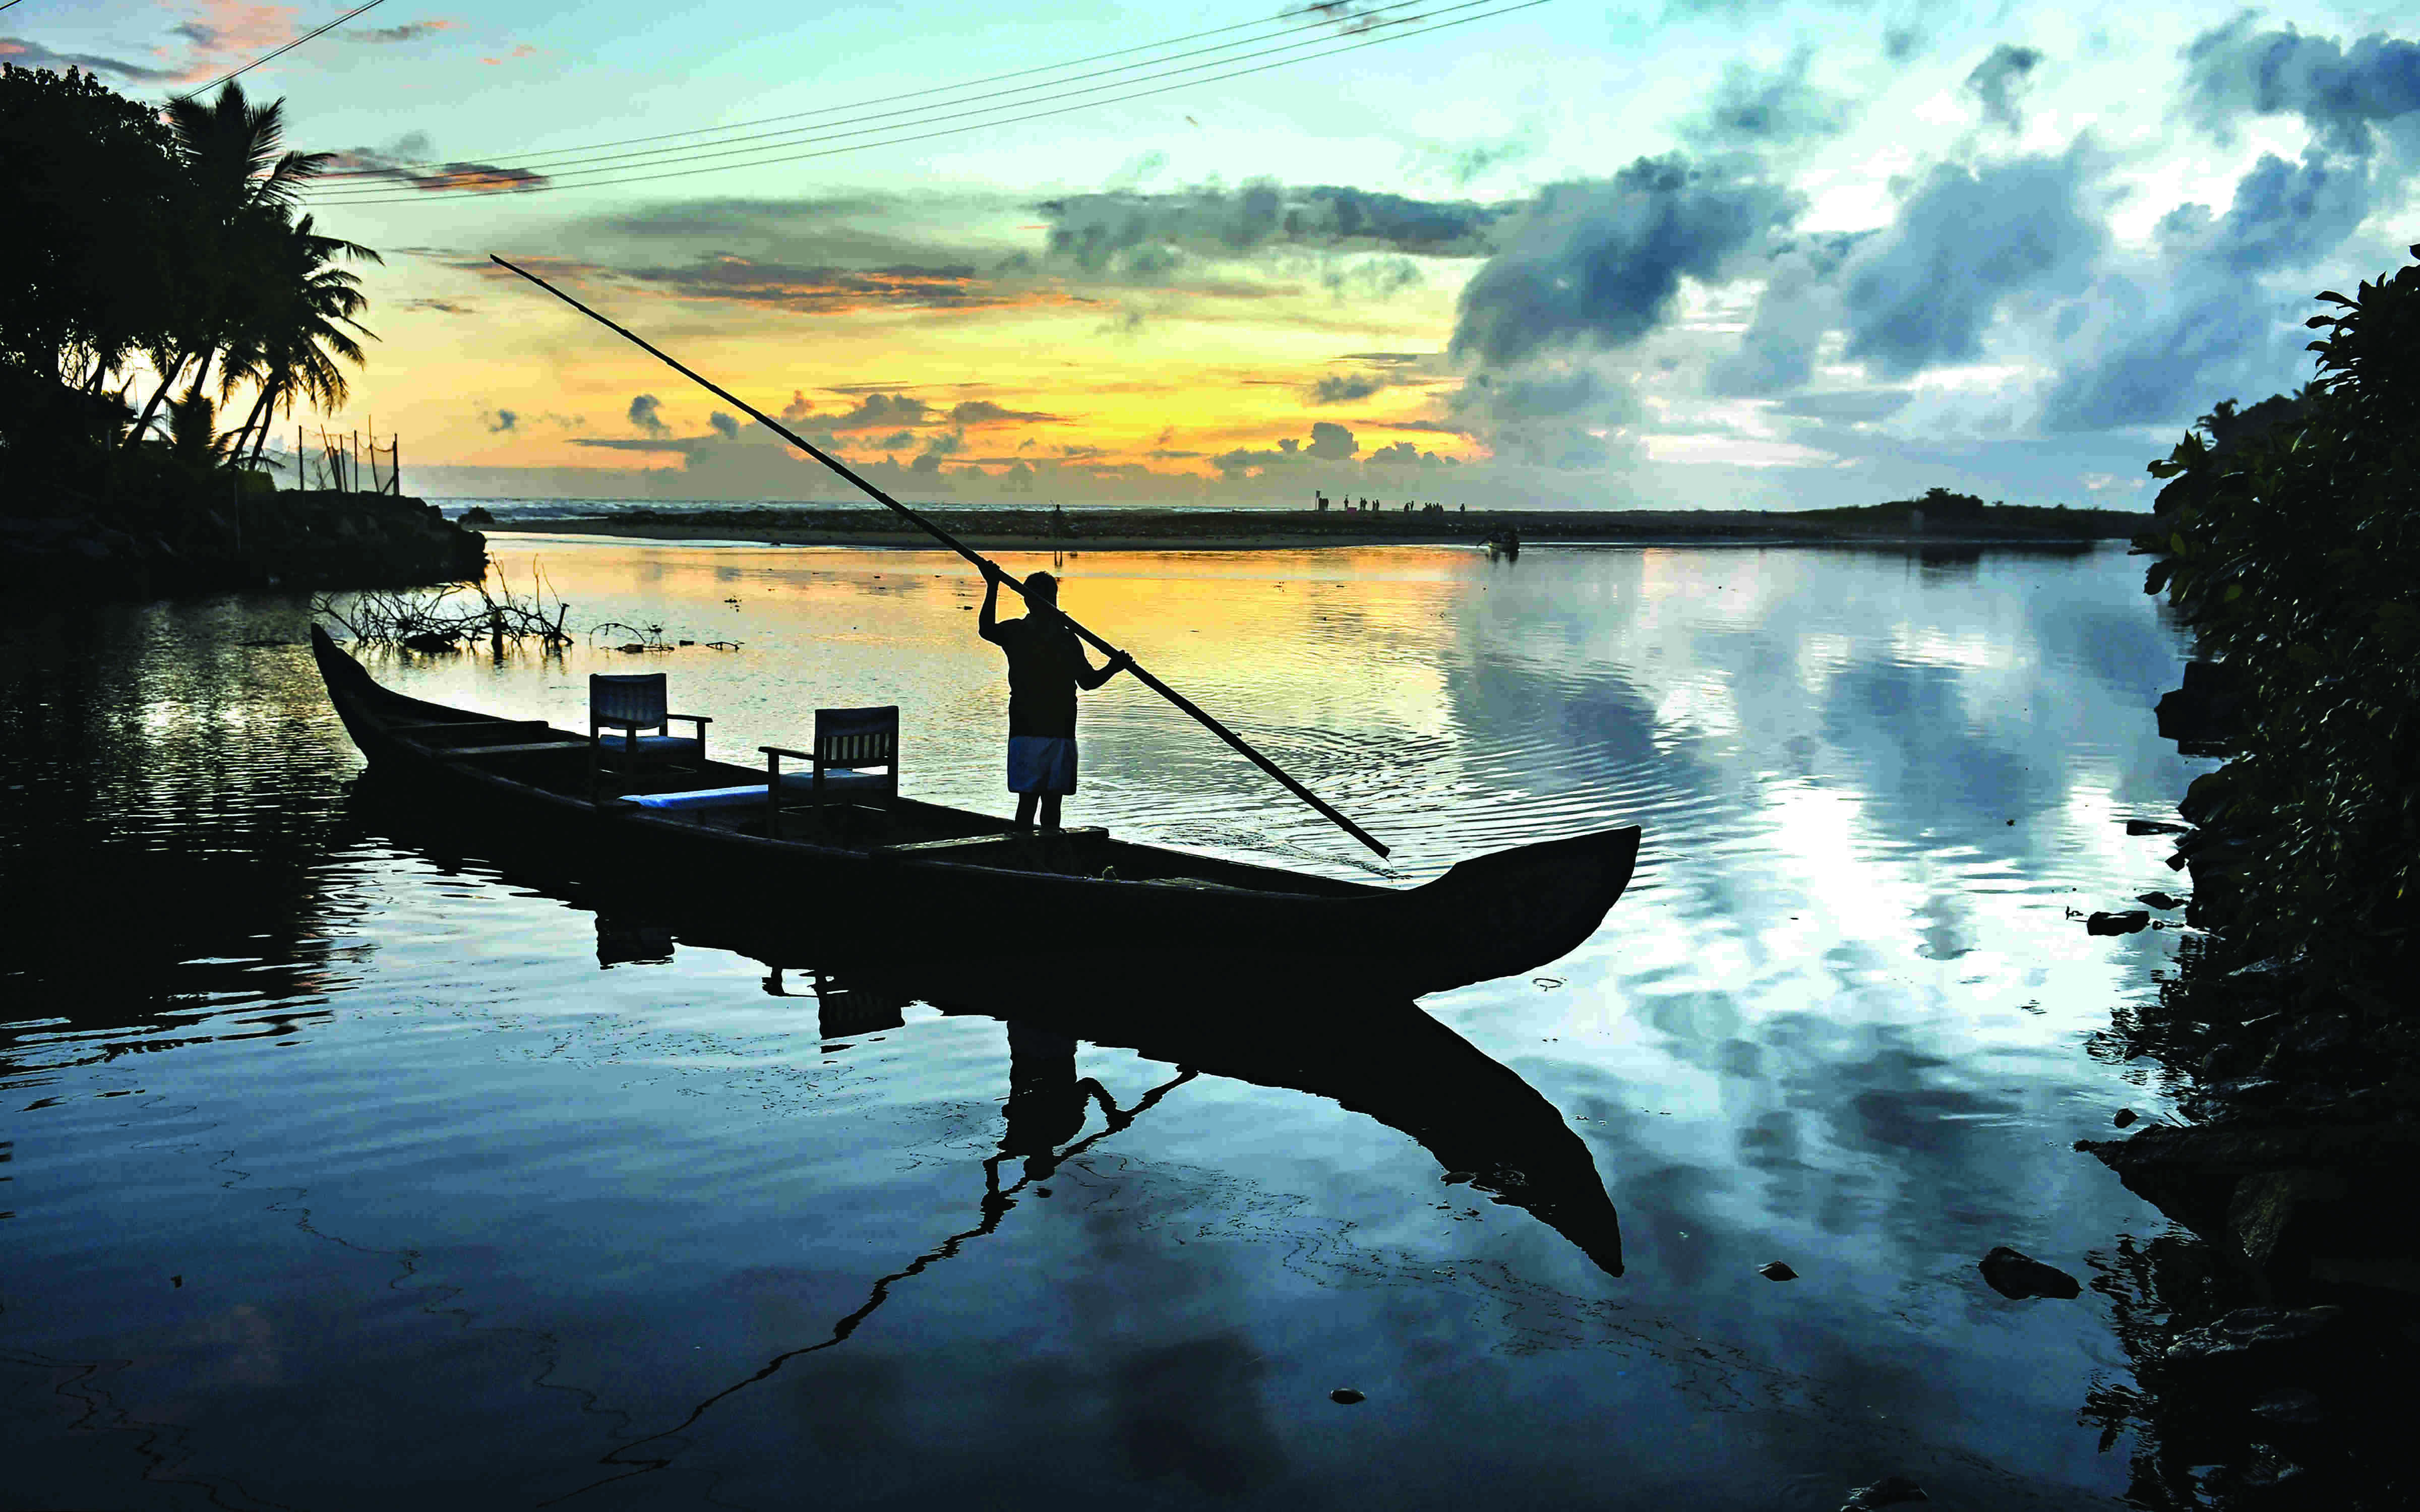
354;775;1622;1501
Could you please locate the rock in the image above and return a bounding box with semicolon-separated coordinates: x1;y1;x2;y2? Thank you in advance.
2163;1305;2344;1368
2126;819;2190;835
2137;891;2186;910
1329;1388;1364;1405
1978;1245;2082;1300
1758;1261;1798;1281
1840;1475;1928;1508
1441;1171;1475;1185
2114;1107;2138;1128
2226;1168;2348;1271
2088;910;2151;935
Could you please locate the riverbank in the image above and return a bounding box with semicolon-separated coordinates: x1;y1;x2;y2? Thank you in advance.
481;503;2147;551
6;491;488;599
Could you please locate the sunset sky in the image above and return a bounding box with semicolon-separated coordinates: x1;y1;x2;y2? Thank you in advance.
11;0;2419;507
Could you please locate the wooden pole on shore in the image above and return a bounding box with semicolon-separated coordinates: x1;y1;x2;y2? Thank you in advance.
489;252;1389;858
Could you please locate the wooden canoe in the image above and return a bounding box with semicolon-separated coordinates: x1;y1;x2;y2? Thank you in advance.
311;625;1641;997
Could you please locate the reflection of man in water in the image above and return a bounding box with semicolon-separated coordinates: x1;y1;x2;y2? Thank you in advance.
978;566;1129;831
999;1022;1102;1181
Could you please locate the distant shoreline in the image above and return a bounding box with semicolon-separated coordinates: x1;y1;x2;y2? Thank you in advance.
479;504;2146;553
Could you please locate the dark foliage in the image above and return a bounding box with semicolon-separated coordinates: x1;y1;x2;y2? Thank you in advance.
2134;245;2420;1009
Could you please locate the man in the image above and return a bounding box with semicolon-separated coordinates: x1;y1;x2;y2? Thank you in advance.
978;565;1130;831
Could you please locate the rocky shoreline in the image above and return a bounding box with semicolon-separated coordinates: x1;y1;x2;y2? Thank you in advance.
6;490;488;599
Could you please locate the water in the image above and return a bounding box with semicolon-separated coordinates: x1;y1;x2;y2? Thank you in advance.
2;541;2208;1510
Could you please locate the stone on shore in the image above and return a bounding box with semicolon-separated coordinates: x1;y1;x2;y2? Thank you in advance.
1978;1246;2081;1300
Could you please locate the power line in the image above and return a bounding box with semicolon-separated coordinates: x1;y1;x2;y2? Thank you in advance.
314;0;1429;179
169;0;389;102
307;0;1463;195
307;0;1548;205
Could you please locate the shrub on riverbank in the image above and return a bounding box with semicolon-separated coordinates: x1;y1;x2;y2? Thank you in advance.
2134;244;2420;1016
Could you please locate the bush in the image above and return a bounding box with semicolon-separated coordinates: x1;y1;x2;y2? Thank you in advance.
2136;245;2420;1005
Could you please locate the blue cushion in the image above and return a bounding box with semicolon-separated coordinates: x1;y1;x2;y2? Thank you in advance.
624;767;888;811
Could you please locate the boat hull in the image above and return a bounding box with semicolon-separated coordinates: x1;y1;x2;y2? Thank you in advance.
313;626;1640;996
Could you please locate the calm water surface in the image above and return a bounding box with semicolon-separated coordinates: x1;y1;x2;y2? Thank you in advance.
3;541;2207;1510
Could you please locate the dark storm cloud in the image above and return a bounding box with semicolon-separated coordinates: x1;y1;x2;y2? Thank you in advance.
1841;146;2103;378
1039;181;1504;276
1448;158;1803;368
2181;17;2420;154
627;394;669;436
0;37;178;81
1964;44;2043;132
1682;48;1856;148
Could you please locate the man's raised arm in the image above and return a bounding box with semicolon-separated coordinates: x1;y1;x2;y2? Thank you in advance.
978;562;1004;642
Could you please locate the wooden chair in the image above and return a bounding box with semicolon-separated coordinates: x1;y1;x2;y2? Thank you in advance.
590;673;711;784
761;705;897;837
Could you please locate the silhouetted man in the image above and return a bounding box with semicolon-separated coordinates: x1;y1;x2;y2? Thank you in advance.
978;565;1129;830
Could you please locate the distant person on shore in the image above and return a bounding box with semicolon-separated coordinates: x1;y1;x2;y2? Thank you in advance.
979;565;1130;831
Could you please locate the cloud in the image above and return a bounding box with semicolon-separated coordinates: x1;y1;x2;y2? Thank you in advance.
1367;440;1456;466
2039;146;2373;431
910;432;964;473
1448;158;1803;368
1039;180;1505;278
830;393;930;430
1682;48;1856;148
1964;44;2044;132
780;390;816;421
326;137;549;195
948;399;1067;426
1446;362;1641;470
1840;144;2105;378
1209;421;1356;477
1404;123;1543;188
628;394;669;436
356;20;456;44
486;408;518;433
400;298;474;315
1305;371;1394;405
619;255;1049;313
481;42;538;66
2181;18;2420;155
1708;231;1866;396
1305;421;1357;460
708;411;740;440
1769;389;1916;422
0;37;179;81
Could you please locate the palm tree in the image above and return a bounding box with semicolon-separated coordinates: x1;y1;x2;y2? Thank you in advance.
122;81;337;451
220;213;381;473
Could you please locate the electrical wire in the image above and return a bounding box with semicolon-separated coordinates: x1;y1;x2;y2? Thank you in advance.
306;0;1548;205
169;0;389;102
305;0;1465;195
312;0;1433;179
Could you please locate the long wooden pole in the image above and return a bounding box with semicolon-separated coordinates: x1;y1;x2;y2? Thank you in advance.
489;253;1388;857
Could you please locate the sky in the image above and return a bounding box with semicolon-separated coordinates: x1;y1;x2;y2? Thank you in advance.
10;0;2420;508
